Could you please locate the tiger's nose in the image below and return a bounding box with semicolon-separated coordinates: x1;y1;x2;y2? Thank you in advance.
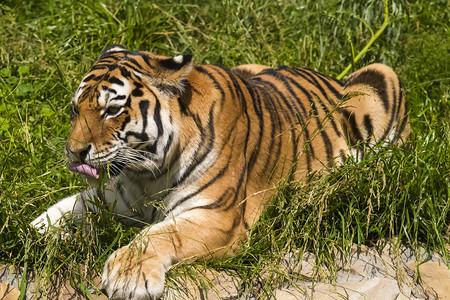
67;144;92;163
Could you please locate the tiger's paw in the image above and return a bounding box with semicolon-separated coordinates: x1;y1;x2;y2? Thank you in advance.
30;194;79;233
100;245;168;300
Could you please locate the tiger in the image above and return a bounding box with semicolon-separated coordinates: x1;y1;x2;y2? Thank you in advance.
31;44;410;299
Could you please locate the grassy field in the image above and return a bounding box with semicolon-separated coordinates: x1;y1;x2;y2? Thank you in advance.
0;0;448;298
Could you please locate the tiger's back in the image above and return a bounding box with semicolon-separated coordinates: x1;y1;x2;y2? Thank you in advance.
206;62;410;226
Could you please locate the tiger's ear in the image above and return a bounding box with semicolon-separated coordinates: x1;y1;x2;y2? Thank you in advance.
154;54;193;92
99;44;127;59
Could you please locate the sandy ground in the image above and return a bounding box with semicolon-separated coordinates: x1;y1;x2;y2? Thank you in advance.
1;244;449;299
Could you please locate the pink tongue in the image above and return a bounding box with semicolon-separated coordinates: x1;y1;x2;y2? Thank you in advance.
68;162;100;179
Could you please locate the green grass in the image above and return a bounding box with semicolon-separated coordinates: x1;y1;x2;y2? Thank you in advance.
0;0;448;298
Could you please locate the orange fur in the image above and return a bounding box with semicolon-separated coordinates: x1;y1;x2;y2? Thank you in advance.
38;46;410;299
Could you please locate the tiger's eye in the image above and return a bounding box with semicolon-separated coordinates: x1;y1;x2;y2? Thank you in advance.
105;105;122;116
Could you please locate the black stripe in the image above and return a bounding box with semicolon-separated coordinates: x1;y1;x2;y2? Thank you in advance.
310;89;342;138
190;188;233;211
345;69;389;112
340;150;346;164
394;80;403;122
257;69;302;118
171;130;240;213
153;99;163;138
123;100;150;142
305;68;343;101
124;95;132;108
309;96;333;165
396;87;409;141
139;100;149;130
226;69;252;162
90;64;109;71
108;76;124;86
257;87;284;174
171;155;230;212
110;95;126;101
210;66;238;108
124;56;144;71
341;109;363;145
258;70;323;169
102;85;117;94
287;67;337;107
82;74;96;83
261;73;300;169
113;181;135;213
380;77;398;142
223;163;248;211
243;77;281;173
396;112;409;141
119;66;131;78
288;68;343;137
120;115;131;132
142;87;165;140
306;67;344;87
177;96;189;116
122;61;147;75
251;78;292;172
174;104;216;186
194;66;226;107
363;114;374;140
146;141;157;154
161;133;173;166
243;80;264;172
137;53;153;70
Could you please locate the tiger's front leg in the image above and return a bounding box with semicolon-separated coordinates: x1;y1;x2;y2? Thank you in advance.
100;208;243;299
31;194;80;232
31;189;101;232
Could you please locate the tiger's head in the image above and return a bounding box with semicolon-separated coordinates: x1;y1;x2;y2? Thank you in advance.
66;45;193;181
